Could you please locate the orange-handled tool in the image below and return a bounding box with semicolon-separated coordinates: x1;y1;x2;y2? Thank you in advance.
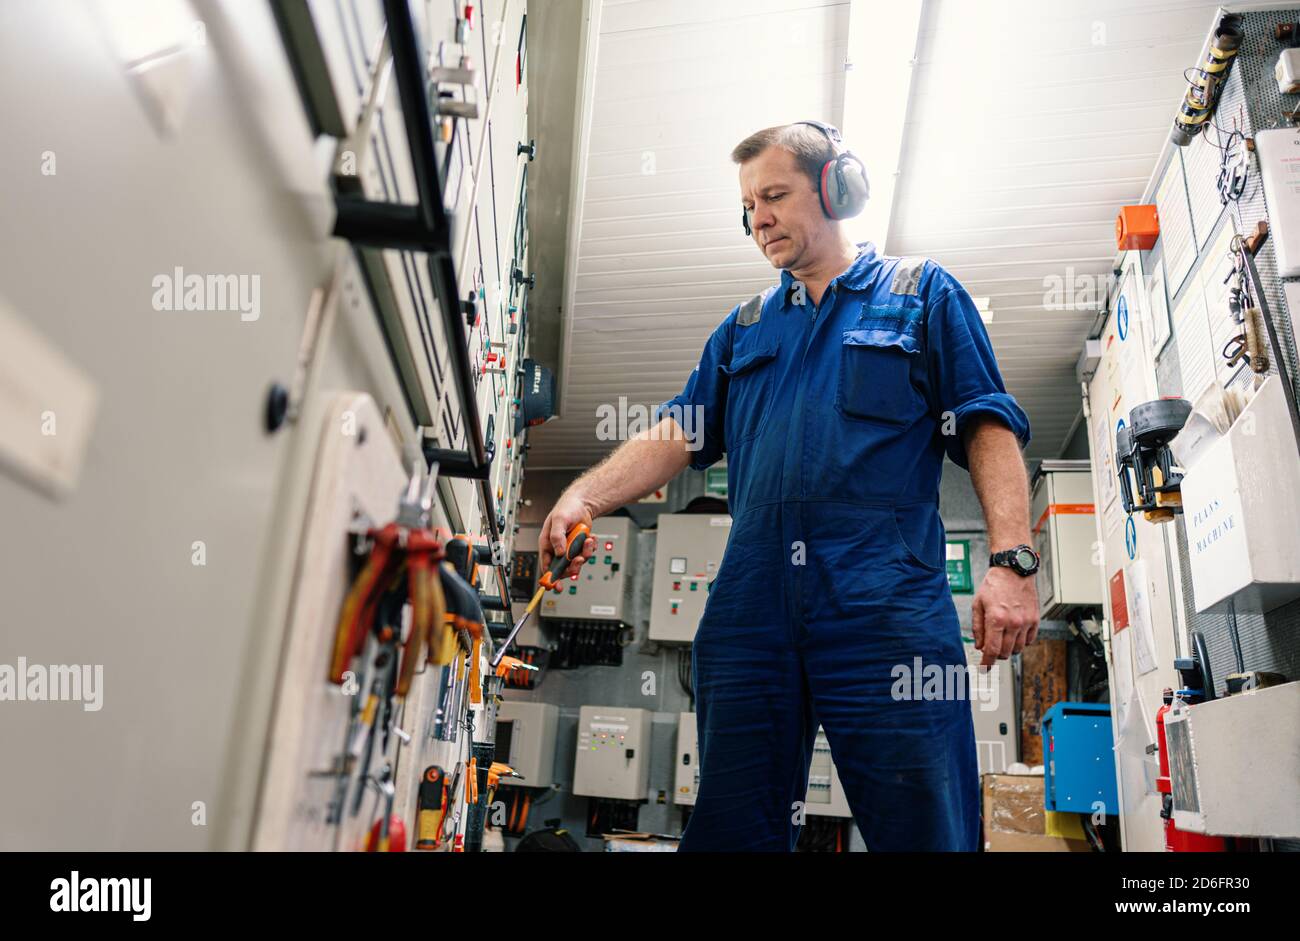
494;524;591;667
538;522;591;593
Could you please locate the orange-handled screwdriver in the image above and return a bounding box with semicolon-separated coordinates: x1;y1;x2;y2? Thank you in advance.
494;523;590;667
538;522;592;593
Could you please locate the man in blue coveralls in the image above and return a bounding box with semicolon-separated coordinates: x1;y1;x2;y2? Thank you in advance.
539;122;1040;851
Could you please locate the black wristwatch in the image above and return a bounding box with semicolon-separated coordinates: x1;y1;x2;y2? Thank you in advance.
990;544;1040;577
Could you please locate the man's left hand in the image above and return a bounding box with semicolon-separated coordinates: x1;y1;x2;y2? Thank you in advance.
971;566;1039;668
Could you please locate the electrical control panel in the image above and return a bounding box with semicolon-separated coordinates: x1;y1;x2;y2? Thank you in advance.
1166;681;1300;839
964;644;1018;775
648;513;732;642
540;516;637;623
508;525;546;648
1031;460;1103;618
804;729;853;818
573;705;652;800
495;701;559;790
673;712;700;805
674;713;851;817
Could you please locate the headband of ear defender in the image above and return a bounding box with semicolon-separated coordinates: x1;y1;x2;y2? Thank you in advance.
742;120;870;236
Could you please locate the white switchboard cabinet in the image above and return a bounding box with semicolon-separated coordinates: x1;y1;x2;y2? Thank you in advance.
1031;460;1104;618
573;705;652;801
673;713;852;818
648;514;732;642
496;701;559;790
540;516;637;622
964;646;1018;776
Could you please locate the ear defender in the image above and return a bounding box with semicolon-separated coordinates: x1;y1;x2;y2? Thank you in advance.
819;150;869;220
740;120;869;235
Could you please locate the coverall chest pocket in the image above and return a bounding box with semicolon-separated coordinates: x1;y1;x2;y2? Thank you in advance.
836;327;924;425
721;346;778;449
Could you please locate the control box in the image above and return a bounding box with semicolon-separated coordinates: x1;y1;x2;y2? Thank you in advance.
495;701;559;790
1041;702;1119;817
673;713;851;817
509;525;546;648
673;712;700;805
1180;376;1300;614
540;516;637;623
573;705;652;800
1166;681;1300;839
805;729;852;818
648;513;732;642
1031;460;1102;618
965;643;1018;774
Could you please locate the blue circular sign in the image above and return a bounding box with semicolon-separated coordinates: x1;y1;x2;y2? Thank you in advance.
1117;296;1129;340
1125;515;1137;560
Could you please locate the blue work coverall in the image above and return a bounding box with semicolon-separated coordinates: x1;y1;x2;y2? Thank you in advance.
655;242;1030;851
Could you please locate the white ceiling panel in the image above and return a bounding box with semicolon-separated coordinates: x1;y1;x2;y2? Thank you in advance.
527;0;1225;468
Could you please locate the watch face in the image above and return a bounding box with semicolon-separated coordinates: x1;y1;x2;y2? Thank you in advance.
1015;548;1038;571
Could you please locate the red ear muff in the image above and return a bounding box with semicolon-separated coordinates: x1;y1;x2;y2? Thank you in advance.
819;161;839;219
818;153;868;220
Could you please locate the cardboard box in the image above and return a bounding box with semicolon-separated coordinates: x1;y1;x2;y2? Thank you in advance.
602;831;680;852
982;773;1091;852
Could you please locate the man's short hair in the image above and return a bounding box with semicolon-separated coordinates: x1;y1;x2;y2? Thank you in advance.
730;124;835;195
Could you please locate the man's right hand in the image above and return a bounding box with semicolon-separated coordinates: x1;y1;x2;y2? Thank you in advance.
539;491;597;582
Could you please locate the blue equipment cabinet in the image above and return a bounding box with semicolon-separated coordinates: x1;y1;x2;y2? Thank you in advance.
1041;702;1119;816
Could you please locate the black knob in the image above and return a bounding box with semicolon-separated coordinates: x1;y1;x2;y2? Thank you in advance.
517;139;537;160
265;383;290;433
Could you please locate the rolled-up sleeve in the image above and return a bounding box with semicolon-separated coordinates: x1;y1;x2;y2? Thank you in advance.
654;314;735;471
925;275;1030;469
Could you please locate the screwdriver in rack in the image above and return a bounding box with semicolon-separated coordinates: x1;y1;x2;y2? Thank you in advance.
492;522;592;667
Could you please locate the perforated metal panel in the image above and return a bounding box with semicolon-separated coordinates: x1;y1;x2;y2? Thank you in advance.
1149;11;1300;706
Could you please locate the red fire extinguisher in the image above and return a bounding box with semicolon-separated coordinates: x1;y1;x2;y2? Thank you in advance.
1155;688;1228;852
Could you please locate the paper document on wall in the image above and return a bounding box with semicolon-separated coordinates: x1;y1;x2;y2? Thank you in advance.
1091;405;1122;539
1156;151;1196;293
1186;131;1226;250
1125;559;1159;676
1110;621;1135;727
1116;688;1160;809
1173;285;1214;401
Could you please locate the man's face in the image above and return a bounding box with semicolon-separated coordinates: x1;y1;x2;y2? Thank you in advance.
739;145;826;270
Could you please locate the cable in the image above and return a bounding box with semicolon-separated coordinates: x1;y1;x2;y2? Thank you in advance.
677;647;695;710
1226;599;1246;674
